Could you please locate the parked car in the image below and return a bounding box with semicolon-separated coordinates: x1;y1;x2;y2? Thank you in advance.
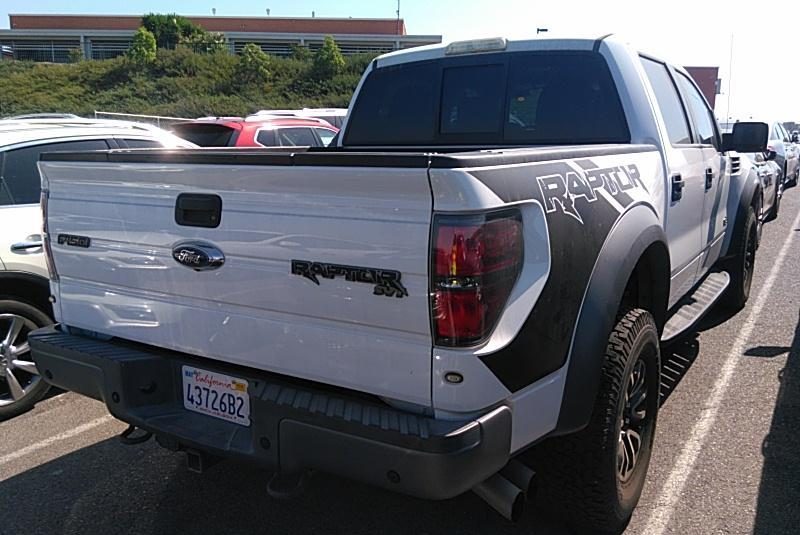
30;36;767;533
170;116;338;148
724;121;800;188
744;150;782;221
252;108;348;128
0;118;193;420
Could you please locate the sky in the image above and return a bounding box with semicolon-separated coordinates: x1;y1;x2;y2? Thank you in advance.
2;0;798;121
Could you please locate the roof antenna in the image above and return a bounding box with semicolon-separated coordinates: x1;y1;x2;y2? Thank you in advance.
396;0;401;35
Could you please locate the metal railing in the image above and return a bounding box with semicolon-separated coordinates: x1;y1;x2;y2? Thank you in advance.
93;111;192;128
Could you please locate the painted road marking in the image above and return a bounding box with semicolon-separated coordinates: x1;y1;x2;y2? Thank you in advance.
0;415;115;468
642;206;800;535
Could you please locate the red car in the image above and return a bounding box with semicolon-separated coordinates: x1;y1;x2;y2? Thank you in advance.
170;115;338;148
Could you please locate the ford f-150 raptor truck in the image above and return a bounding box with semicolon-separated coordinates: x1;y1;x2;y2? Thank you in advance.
29;36;768;533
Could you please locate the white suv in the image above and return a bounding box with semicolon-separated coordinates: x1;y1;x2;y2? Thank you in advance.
0;118;192;419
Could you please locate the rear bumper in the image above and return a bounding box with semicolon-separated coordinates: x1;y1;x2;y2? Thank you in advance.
29;325;512;500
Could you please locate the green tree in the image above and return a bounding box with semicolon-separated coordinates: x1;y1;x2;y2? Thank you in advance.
311;36;345;80
180;31;227;55
127;27;157;65
290;44;312;61
236;43;272;84
67;48;84;63
142;13;202;49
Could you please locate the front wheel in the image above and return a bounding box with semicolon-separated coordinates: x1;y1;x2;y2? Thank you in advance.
0;300;52;420
525;309;661;534
722;207;757;310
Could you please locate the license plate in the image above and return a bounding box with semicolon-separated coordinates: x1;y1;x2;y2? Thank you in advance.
182;365;251;426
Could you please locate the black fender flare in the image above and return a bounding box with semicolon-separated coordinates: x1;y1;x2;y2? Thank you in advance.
724;169;762;259
554;204;669;435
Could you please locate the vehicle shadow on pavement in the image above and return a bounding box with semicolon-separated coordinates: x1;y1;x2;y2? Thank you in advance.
751;309;800;535
659;336;700;406
0;437;575;535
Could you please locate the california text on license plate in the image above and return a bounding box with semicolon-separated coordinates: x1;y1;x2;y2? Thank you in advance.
182;365;251;426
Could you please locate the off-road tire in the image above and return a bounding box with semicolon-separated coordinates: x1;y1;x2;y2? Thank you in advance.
525;309;660;534
722;207;757;310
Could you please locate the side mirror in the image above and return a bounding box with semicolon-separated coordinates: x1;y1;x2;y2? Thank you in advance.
765;149;778;161
792;133;799;143
723;122;769;153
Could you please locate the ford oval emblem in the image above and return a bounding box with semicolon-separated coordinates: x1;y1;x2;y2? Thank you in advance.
172;242;225;271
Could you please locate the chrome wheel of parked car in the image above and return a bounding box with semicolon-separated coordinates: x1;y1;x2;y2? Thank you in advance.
0;301;51;419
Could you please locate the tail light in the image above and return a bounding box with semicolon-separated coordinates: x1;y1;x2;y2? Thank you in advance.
431;209;523;347
40;189;59;281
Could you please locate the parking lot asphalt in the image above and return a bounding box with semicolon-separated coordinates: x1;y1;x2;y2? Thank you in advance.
2;190;799;535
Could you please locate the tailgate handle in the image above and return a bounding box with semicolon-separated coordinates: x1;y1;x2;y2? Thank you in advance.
175;194;222;228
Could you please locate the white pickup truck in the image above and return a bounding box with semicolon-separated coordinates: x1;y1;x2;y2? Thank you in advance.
29;36;768;532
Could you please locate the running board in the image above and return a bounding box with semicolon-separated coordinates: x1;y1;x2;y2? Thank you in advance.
661;271;730;343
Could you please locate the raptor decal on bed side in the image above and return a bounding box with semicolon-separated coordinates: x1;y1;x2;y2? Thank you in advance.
470;157;647;392
537;163;645;224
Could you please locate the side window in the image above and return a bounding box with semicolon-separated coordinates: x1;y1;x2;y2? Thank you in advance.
315;128;336;147
1;139;109;205
256;129;277;147
122;139;162;149
641;58;692;145
276;128;318;147
676;73;718;147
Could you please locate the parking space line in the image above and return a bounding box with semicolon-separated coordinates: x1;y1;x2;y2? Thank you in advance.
0;414;115;467
642;207;800;535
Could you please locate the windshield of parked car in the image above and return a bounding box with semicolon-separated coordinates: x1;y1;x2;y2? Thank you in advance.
344;51;630;147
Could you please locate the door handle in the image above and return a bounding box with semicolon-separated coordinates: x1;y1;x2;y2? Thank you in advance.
671;174;685;202
705;168;714;190
11;240;43;254
174;193;222;229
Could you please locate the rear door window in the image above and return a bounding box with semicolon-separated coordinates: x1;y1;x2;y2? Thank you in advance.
276;127;318;147
0;139;109;205
344;52;628;146
640;58;692;145
256;129;277;147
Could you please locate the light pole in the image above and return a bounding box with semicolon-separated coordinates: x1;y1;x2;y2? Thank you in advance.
536;28;548;35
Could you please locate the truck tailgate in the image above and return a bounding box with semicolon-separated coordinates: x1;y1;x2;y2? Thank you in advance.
39;157;434;407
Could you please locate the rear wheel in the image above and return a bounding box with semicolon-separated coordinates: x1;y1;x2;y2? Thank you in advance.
0;300;51;420
723;207;757;310
526;309;660;534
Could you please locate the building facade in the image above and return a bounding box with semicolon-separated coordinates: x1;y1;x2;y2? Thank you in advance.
0;14;441;62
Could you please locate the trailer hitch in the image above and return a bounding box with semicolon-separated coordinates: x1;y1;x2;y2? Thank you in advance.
118;424;153;445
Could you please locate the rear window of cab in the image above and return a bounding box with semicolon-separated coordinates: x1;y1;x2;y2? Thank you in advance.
344;51;630;147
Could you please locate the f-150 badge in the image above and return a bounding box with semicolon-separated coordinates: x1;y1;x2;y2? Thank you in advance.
291;260;408;298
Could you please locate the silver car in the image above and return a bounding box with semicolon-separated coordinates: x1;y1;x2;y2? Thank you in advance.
722;121;799;187
744;151;782;222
